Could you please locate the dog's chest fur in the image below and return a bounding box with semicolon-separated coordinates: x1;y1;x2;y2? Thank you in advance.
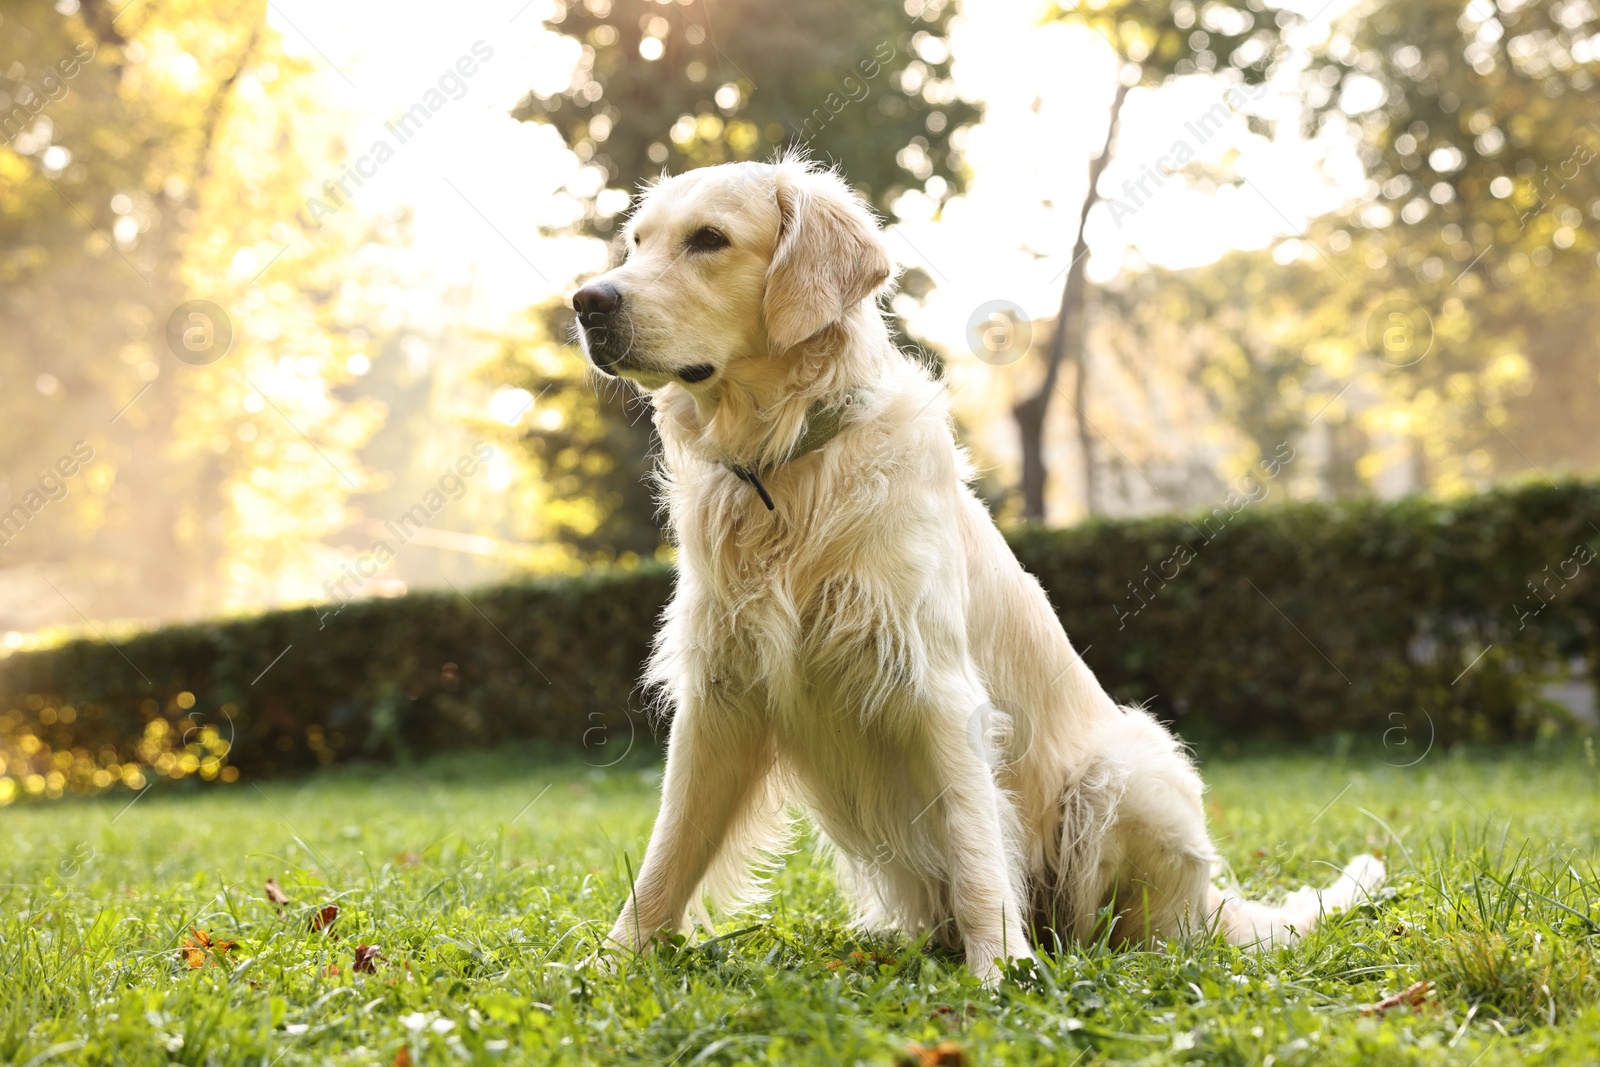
675;439;962;708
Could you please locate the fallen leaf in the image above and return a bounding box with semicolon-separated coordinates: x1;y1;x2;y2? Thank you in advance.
265;877;289;918
310;905;340;934
898;1041;966;1066
179;927;237;969
393;1049;413;1067
394;852;420;868
928;1004;978;1021
323;963;341;977
1361;980;1431;1015
353;944;384;973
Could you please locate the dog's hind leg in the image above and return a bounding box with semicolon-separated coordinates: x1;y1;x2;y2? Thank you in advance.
1048;708;1385;950
1041;707;1218;947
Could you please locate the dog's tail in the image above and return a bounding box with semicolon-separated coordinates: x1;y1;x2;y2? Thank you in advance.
1208;854;1385;949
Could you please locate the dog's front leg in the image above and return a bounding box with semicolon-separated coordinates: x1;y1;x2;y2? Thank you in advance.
607;695;769;956
923;703;1033;984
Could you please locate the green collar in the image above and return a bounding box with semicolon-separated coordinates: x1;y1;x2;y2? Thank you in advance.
724;389;871;511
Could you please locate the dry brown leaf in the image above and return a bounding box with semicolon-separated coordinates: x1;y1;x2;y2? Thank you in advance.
897;1041;966;1067
310;904;340;934
265;877;289;918
353;944;384;973
1361;980;1431;1015
179;927;236;969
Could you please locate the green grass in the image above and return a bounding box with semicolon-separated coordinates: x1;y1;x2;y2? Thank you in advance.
3;743;1599;1066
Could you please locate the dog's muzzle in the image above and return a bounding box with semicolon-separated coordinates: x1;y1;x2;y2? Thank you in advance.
573;282;628;372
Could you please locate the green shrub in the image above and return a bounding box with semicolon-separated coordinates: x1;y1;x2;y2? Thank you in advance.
1010;480;1599;744
1;481;1596;802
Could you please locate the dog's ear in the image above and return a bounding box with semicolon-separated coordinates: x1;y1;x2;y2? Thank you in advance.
763;167;893;350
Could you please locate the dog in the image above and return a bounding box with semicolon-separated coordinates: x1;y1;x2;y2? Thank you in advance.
573;155;1383;982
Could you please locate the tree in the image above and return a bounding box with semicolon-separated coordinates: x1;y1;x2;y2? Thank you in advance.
514;0;980;234
1101;244;1365;496
1;0;384;627
1301;0;1600;492
1021;0;1298;521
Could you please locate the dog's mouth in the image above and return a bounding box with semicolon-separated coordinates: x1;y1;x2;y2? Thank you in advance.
579;320;631;375
582;331;715;386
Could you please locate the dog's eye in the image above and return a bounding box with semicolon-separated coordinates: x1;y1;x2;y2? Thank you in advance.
686;227;730;252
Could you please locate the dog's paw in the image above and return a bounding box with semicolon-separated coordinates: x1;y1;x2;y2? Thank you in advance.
578;946;622;978
603;920;654;958
966;941;1034;988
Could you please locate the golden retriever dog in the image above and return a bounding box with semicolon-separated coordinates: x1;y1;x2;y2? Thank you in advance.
574;155;1383;983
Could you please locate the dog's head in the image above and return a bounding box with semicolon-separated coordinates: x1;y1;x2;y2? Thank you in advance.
572;158;892;390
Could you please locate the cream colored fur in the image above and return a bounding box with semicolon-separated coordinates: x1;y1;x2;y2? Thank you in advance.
579;156;1383;983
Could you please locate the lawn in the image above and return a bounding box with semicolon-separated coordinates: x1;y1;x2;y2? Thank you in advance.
3;742;1598;1066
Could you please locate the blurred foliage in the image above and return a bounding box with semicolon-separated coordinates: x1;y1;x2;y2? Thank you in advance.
1297;0;1600;491
3;479;1596;802
1045;0;1599;517
478;301;664;566
513;0;982;235
1022;0;1299;519
0;0;391;625
1048;0;1296;88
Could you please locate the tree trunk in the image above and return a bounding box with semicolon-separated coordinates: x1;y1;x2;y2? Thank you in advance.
1014;79;1129;522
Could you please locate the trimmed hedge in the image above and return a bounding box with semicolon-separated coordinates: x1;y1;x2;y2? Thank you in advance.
1012;480;1598;743
1;481;1597;799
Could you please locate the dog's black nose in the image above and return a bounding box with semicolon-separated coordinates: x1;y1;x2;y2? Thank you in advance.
573;283;621;319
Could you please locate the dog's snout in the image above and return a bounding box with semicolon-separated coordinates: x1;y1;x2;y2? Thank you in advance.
573;282;621;319
574;281;626;372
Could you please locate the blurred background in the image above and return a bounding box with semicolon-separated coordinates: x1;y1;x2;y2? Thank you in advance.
1;0;1596;638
